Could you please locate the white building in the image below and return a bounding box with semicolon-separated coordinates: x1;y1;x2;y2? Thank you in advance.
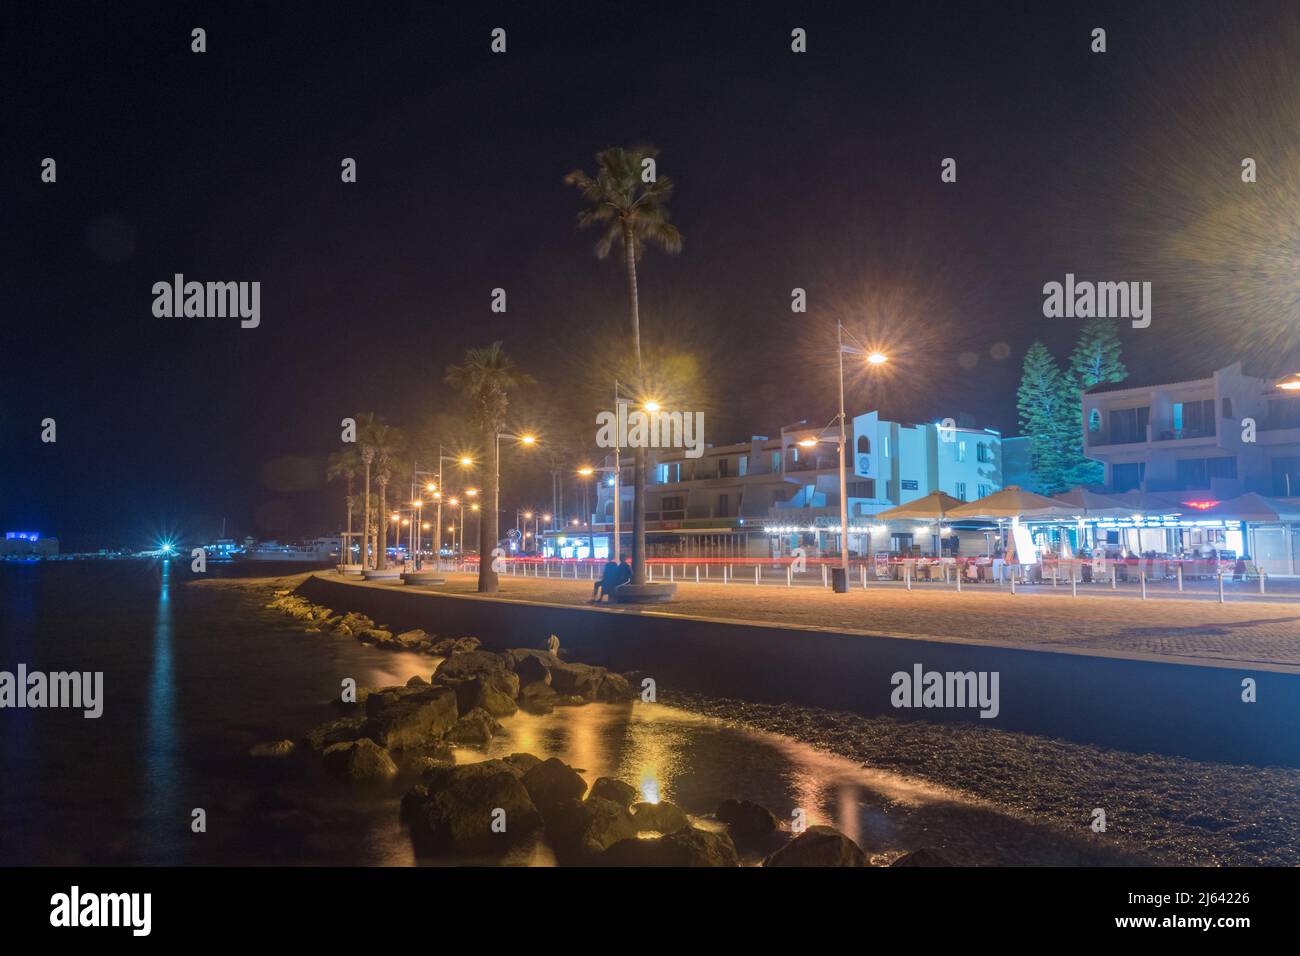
552;414;1002;559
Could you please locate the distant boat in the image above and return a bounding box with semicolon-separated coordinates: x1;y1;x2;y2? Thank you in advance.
236;537;340;563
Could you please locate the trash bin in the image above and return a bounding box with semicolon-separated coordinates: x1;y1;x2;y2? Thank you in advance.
831;567;848;593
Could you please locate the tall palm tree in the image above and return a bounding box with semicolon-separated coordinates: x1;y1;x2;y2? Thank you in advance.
369;423;403;570
565;145;682;586
356;412;380;568
446;342;533;593
326;448;361;564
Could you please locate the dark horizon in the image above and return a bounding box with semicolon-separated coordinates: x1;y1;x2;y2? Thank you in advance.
4;0;1298;549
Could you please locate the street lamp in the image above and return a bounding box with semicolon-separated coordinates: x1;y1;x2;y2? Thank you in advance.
577;466;597;558
412;447;475;569
831;322;889;582
490;431;538;570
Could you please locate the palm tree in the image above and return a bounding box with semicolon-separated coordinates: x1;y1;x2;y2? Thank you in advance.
446;342;533;593
355;412;381;568
369;423;403;570
327;448;361;564
565;145;682;586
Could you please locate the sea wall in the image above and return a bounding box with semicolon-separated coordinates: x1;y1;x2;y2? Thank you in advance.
298;575;1300;767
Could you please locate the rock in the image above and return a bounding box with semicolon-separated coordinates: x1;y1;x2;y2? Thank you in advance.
396;628;429;647
435;650;509;682
521;757;588;818
588;777;638;808
549;797;638;862
406;761;542;855
603;828;739;867
890;848;952;867
549;661;606;699
518;681;558;715
595;672;634;702
406;674;430;689
631;801;690;834
502;753;542;776
505;650;554;686
358;628;394;646
249;739;295;758
448;676;518;718
764;825;866;867
430;636;481;656
303;716;368;753
365;686;459;751
445;707;502;746
716;799;780;842
321;738;398;783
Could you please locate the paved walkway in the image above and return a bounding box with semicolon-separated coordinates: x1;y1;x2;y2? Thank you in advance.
401;571;1300;669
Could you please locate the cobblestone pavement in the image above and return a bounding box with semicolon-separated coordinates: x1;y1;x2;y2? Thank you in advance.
425;571;1300;667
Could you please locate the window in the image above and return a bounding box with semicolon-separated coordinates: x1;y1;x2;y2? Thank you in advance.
661;496;684;513
771;451;781;471
846;479;876;498
717;494;729;517
738;456;748;476
1175;458;1208;489
977;443;992;463
883;436;890;457
1206;456;1237;479
857;435;871;454
955;482;968;501
977;483;990;498
1109;407;1150;444
1112;462;1145;492
717;458;729;478
1088;408;1102;432
954;442;966;463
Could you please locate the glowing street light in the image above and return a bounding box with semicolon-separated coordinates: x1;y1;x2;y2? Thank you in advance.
867;351;889;366
643;400;661;413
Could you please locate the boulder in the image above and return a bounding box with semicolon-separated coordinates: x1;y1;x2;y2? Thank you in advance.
430;636;481;656
603;827;739;867
303;716;368;753
549;797;639;862
364;686;459;751
518;681;558;715
248;739;295;758
448;676;518;718
506;650;555;687
716;799;780;842
406;761;542;855
595;672;634;702
549;661;606;699
502;753;542;776
588;777;638;808
763;825;866;867
321;738;398;783
631;801;691;834
435;650;509;682
445;707;502;746
521;757;588;818
358;628;394;646
405;674;430;689
395;628;429;647
890;848;952;867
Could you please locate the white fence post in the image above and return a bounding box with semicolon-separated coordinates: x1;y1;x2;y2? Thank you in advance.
1177;564;1183;592
1141;571;1147;600
755;565;760;586
787;565;792;587
1218;569;1225;603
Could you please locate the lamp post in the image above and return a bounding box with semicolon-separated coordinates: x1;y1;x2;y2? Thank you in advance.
578;466;596;558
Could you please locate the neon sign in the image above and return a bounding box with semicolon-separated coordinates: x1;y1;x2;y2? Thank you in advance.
1181;500;1220;511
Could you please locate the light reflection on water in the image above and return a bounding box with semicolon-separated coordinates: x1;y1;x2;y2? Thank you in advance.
143;559;180;862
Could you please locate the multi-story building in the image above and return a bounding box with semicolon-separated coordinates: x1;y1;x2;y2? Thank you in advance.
1081;362;1300;499
548;414;1003;559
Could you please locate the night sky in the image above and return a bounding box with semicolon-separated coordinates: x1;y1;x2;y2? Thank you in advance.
3;1;1298;549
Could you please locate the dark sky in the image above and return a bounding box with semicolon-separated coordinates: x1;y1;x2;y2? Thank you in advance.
3;0;1298;549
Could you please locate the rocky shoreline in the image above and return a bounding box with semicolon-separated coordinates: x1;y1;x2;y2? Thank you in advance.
258;586;940;867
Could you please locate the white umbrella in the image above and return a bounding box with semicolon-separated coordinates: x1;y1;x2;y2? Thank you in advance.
947;485;1078;520
874;491;965;556
1051;487;1136;518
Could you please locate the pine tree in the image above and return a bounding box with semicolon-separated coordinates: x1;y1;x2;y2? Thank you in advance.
1066;318;1127;486
1069;318;1127;389
1017;341;1073;494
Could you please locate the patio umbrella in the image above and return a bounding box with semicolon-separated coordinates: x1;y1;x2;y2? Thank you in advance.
1192;492;1300;522
946;486;1077;520
1108;490;1184;516
1051;487;1135;518
874;491;964;556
